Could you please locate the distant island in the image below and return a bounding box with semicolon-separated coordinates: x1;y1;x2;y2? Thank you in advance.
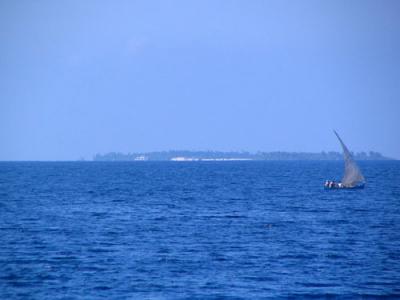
92;151;392;161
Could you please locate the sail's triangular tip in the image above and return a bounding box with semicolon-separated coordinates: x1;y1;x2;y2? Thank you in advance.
333;130;340;139
333;130;346;148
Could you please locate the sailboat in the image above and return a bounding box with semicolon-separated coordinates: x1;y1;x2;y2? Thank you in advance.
325;131;366;189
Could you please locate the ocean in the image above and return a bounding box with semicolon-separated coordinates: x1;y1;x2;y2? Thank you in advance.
1;161;399;299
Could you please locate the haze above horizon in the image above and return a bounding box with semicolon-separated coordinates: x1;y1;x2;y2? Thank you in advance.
1;1;400;160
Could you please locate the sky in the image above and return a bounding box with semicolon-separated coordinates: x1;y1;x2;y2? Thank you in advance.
1;0;399;160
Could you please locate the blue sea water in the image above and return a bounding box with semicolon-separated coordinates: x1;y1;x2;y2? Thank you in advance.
0;161;399;299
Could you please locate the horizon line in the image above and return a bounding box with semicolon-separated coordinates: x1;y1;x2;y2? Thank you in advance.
1;150;397;161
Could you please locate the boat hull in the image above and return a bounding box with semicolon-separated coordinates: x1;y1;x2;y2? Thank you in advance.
324;183;365;190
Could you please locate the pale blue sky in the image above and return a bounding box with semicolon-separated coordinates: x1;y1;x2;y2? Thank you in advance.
1;0;399;160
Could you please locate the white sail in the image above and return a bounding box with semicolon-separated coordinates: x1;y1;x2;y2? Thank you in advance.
334;131;365;187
